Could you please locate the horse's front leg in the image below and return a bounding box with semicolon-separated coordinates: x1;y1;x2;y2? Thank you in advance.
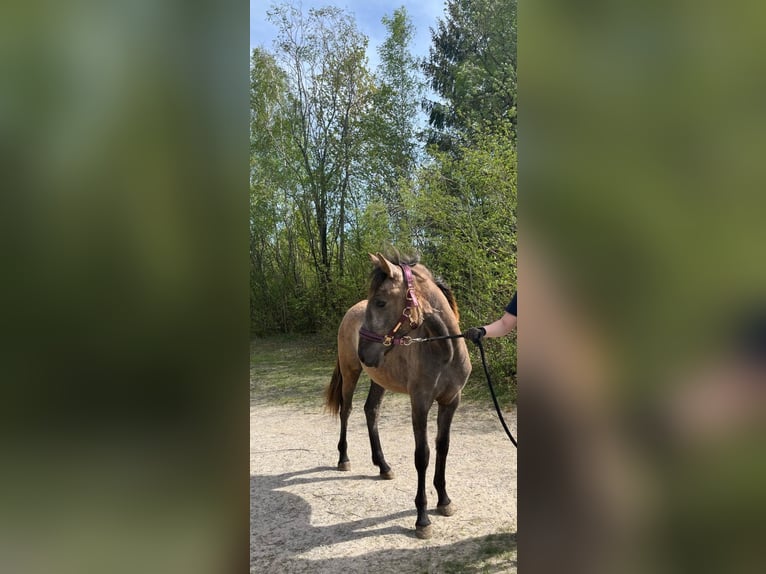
434;393;460;516
364;381;394;479
411;396;432;538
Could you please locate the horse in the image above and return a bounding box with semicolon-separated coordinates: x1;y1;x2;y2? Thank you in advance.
324;252;472;539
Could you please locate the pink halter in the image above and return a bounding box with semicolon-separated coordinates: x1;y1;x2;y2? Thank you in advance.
358;264;420;347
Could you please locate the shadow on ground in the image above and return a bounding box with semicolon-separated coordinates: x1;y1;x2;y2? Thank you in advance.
250;467;516;574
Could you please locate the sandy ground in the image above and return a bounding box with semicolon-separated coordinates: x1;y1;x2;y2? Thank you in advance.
250;395;517;573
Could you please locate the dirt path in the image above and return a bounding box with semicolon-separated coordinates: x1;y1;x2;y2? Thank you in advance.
250;395;517;573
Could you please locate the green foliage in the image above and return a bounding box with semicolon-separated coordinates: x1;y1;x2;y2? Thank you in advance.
424;0;518;150
405;121;517;386
360;7;426;241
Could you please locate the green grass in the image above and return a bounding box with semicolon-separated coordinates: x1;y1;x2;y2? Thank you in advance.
442;530;517;574
250;334;516;407
250;334;337;406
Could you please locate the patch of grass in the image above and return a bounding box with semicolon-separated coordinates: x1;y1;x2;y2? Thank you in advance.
462;371;516;406
443;531;517;574
250;334;337;406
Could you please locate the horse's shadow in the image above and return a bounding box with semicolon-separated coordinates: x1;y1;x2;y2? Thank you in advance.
251;466;516;573
250;466;413;559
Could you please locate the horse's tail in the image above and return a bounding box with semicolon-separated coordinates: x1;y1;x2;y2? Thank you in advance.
324;358;343;416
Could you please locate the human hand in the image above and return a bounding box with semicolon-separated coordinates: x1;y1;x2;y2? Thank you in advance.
463;327;486;344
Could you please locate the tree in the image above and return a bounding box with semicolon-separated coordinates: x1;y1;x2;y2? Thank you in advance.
250;48;302;329
265;3;374;307
252;3;406;333
406;120;518;385
416;0;518;385
423;0;517;150
362;7;425;235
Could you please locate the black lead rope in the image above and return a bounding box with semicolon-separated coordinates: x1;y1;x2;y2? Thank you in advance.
476;338;517;447
412;333;517;447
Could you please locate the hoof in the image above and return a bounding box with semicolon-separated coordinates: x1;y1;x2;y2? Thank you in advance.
415;524;433;539
380;470;395;480
437;502;456;517
338;462;351;471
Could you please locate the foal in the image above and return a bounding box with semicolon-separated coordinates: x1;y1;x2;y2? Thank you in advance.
325;253;471;539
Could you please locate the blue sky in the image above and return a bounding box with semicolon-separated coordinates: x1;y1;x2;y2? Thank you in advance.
250;0;447;69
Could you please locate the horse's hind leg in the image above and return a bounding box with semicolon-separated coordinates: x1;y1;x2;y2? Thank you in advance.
364;381;394;479
337;364;360;471
434;393;460;517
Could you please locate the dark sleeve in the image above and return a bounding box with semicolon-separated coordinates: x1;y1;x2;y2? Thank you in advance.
505;291;517;316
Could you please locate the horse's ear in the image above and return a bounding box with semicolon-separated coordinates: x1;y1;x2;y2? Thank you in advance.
375;252;397;277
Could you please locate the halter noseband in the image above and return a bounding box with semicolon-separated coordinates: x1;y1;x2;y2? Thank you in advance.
359;263;420;347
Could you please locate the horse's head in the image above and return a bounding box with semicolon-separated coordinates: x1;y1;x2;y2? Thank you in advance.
358;252;424;368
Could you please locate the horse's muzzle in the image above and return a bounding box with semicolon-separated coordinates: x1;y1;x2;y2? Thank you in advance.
357;341;382;368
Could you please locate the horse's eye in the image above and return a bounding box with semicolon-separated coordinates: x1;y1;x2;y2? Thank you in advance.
374;299;386;308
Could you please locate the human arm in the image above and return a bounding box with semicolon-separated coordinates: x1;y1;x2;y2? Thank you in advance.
483;311;517;337
463;311;517;343
463;292;518;343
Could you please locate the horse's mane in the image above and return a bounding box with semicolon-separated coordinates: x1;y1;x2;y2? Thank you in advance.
368;251;460;322
434;277;460;322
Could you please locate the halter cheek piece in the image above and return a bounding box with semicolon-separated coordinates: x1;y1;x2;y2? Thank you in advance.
359;264;420;347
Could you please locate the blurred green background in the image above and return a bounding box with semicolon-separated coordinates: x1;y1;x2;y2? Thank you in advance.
521;1;766;573
1;1;248;573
